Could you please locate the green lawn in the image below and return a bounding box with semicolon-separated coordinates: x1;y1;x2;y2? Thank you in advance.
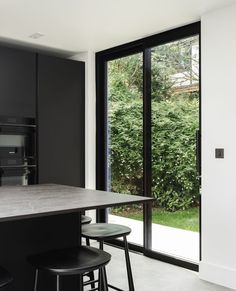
112;207;199;232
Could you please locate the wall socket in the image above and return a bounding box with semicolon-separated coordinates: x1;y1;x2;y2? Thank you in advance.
215;148;224;159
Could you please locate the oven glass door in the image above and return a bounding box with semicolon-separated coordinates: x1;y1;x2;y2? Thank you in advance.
0;168;30;186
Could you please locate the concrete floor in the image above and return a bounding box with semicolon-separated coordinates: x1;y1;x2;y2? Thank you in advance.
100;244;232;291
84;214;230;290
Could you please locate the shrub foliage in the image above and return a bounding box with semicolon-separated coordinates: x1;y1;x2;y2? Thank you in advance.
109;98;199;211
108;37;200;211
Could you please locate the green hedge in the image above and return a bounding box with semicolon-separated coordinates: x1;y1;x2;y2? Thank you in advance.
109;98;199;211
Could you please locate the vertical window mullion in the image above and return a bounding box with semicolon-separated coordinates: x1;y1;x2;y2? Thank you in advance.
96;57;108;222
143;48;152;250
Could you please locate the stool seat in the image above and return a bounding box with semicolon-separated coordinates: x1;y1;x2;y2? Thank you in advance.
28;246;111;276
81;215;92;225
0;267;12;288
82;223;134;291
82;223;131;240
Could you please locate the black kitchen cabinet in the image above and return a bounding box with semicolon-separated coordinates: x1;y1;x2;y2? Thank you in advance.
37;55;85;187
0;46;36;118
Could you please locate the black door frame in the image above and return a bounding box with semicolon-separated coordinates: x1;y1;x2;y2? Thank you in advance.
96;22;201;272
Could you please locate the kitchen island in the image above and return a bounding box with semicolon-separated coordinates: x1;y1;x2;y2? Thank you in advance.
0;184;153;291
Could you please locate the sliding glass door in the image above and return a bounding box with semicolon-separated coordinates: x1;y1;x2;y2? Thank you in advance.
107;53;144;245
96;23;200;269
151;36;200;262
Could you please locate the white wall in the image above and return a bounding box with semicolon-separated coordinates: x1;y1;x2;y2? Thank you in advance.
200;4;236;289
71;51;96;190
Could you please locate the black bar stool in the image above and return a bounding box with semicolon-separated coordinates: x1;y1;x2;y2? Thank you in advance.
82;223;134;291
81;215;92;225
0;266;12;289
28;246;111;291
81;214;95;288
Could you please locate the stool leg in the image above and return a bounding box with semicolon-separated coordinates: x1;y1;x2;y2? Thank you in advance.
103;266;108;289
56;275;60;291
33;269;38;291
101;267;108;291
98;267;108;291
98;240;107;290
124;236;135;291
99;240;104;250
98;241;108;290
86;238;90;246
98;269;102;291
88;272;95;289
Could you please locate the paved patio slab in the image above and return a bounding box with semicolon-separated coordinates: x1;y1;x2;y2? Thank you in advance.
109;214;199;262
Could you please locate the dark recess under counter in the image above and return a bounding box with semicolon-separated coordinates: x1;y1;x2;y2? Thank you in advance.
0;213;80;291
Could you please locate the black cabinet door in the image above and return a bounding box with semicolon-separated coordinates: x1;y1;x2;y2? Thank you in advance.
0;46;36;118
38;55;85;187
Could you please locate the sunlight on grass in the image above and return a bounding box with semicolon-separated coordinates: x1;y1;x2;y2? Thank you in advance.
112;207;199;232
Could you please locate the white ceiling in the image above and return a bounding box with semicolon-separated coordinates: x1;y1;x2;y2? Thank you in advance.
0;0;235;55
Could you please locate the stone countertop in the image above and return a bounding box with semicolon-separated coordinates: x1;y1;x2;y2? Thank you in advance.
0;184;154;222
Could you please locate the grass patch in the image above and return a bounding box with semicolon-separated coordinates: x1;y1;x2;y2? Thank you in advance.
112;207;199;232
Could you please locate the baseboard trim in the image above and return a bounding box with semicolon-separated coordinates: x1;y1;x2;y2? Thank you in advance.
199;261;236;290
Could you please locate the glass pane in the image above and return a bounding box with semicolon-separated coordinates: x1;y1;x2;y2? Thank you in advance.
107;53;144;245
151;36;200;261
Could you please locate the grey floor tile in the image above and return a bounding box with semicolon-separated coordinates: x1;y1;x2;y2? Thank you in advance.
101;244;232;291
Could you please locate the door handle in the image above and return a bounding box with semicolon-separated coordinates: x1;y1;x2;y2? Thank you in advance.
196;129;201;177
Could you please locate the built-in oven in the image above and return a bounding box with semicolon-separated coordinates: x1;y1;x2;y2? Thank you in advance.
0;116;37;186
0;167;31;186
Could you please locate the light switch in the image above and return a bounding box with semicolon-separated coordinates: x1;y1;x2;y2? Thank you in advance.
215;148;224;159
